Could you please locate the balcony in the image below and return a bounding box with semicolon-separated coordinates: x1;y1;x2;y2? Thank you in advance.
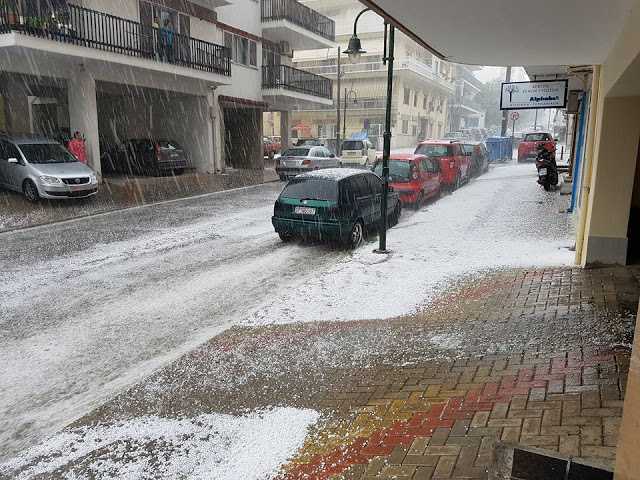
261;0;335;50
462;71;483;91
302;58;455;94
458;95;483;114
0;1;231;77
262;64;333;108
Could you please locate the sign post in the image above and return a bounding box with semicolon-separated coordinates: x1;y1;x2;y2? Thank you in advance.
510;111;519;159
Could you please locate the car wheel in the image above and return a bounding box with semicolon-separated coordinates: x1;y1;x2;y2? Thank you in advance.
23;180;40;203
391;201;402;226
543;181;551;191
173;168;185;176
339;161;343;168
278;231;293;242
414;191;424;210
346;220;364;249
268;150;275;160
279;174;287;182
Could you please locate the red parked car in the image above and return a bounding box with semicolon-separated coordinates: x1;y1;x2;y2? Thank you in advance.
414;141;470;190
373;154;441;209
518;131;554;162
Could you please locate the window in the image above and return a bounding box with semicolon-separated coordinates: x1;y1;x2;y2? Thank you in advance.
366;173;383;195
414;93;418;107
415;144;453;157
281;179;339;201
524;133;552;142
423;96;427;110
403;88;410;105
412;125;417;136
402;120;409;134
353;175;371;197
0;140;20;161
225;32;257;67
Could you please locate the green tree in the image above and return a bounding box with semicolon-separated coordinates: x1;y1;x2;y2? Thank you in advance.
474;78;502;127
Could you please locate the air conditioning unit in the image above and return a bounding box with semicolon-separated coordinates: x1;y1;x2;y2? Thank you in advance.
280;41;293;57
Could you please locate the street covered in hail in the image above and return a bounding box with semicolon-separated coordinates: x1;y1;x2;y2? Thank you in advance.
2;0;640;479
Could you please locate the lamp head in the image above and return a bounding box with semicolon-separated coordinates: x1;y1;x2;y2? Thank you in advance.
344;34;366;64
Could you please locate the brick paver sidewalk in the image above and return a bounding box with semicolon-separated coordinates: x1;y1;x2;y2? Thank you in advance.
33;266;639;479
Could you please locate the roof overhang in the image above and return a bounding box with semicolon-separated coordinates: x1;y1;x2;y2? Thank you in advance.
360;0;636;66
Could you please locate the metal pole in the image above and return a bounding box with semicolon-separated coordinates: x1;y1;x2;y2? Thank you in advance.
336;46;341;155
343;87;347;137
377;23;394;253
534;109;539;130
500;66;512;137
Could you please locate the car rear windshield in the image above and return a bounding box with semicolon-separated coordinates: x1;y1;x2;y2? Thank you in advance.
283;148;311;157
280;178;338;201
374;161;411;182
157;140;182;150
415;144;453;157
342;140;364;150
523;133;551;142
20;143;78;164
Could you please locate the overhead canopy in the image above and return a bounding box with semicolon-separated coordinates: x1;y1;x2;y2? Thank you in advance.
360;0;635;66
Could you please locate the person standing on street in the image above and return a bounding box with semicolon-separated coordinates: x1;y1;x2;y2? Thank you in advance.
68;131;86;163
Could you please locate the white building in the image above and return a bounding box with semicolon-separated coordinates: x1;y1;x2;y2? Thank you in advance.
448;64;486;131
290;0;456;149
0;0;334;179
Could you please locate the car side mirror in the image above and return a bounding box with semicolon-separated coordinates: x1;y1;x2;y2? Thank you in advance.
8;157;19;164
329;153;335;158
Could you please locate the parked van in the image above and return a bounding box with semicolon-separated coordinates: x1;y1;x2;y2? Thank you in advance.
341;138;376;167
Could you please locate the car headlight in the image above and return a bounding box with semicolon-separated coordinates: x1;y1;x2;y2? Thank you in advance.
39;175;62;184
90;173;97;183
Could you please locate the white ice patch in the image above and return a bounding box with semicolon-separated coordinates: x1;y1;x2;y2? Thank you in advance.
248;163;574;326
1;407;319;480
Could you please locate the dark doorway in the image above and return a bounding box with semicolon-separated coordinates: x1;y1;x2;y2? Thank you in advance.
626;141;640;264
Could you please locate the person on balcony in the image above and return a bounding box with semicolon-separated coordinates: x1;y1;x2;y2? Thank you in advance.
153;17;161;60
161;19;174;63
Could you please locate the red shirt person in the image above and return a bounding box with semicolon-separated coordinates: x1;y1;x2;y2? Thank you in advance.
68;131;86;163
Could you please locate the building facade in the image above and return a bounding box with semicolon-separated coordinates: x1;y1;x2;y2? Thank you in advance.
289;0;455;150
0;0;334;179
448;64;485;131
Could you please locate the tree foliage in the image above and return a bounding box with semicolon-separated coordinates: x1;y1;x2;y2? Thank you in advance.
474;78;502;127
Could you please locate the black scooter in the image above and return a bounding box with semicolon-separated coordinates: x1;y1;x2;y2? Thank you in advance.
535;144;558;191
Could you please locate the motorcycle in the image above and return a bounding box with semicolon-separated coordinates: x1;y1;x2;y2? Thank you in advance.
535;143;558;191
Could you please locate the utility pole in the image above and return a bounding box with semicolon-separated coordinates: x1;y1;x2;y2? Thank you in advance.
336;46;341;155
500;66;512;137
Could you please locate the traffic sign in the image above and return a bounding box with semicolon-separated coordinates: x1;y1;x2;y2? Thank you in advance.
510;112;520;121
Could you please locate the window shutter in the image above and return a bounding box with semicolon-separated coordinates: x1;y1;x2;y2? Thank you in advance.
250;41;257;66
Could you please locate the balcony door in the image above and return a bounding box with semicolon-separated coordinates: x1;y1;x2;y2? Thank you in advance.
139;1;191;65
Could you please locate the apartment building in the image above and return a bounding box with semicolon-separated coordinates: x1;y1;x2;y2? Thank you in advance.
0;0;334;179
287;0;455;149
448;64;486;131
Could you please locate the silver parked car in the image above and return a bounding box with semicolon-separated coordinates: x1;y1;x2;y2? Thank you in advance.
275;146;341;181
0;135;99;203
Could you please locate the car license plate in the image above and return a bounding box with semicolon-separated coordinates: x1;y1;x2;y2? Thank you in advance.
295;206;316;215
539;168;547;175
71;185;86;191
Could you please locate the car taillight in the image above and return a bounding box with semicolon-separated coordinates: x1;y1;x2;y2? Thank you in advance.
329;204;342;216
155;141;164;158
450;161;455;169
274;200;283;213
301;159;311;165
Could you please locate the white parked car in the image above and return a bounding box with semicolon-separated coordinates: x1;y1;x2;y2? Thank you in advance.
340;139;376;167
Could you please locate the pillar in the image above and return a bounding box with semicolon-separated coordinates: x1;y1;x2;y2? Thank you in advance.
280;110;291;153
581;96;640;265
68;66;100;179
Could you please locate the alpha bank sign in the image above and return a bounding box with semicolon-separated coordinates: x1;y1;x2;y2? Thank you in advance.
500;80;568;110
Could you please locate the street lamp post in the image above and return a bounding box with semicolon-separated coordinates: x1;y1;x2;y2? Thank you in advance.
344;8;395;253
343;89;357;138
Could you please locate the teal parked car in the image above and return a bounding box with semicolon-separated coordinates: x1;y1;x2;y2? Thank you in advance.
272;169;402;248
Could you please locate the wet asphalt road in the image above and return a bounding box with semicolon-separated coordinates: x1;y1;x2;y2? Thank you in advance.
0;182;346;462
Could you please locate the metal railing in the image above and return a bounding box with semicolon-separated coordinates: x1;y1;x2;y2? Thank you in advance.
302;96;398;111
261;0;335;42
0;1;231;76
262;64;332;99
462;70;483;90
302;58;455;92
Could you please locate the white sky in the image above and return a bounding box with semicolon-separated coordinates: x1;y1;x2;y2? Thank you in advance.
474;66;529;84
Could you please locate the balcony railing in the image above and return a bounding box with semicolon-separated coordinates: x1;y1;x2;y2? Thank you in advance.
262;64;332;100
462;71;483;90
460;95;483;112
261;0;335;42
0;1;231;76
